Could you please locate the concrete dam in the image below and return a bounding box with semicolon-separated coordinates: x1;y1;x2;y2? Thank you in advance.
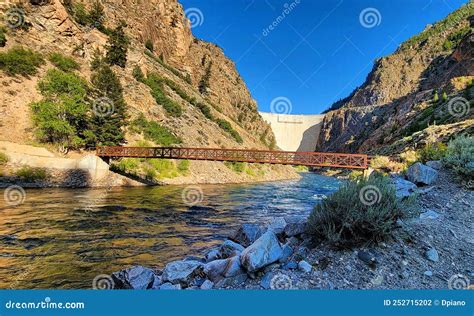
259;112;325;152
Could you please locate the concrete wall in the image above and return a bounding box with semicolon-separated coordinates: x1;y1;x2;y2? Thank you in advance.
259;112;325;152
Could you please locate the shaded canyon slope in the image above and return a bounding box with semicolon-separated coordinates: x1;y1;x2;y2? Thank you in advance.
317;4;473;155
0;0;298;183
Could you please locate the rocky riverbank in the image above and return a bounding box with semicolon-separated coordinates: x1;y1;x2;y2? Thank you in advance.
107;164;473;290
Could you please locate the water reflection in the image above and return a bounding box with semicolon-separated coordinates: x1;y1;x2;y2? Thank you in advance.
0;173;340;289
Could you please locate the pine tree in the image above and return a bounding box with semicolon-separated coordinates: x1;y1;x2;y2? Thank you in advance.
89;1;105;29
89;65;127;146
106;21;129;68
433;90;439;103
442;91;448;102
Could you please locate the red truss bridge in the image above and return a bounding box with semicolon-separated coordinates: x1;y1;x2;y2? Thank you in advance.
96;146;369;169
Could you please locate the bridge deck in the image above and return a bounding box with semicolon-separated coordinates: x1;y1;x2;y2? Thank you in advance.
97;146;368;169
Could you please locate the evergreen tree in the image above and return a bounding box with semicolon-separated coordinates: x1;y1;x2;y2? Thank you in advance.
89;65;127;146
106;21;129;68
442;91;448;102
433;90;439;103
88;1;105;29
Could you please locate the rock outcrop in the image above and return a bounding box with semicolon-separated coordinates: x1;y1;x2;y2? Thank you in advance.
317;4;473;155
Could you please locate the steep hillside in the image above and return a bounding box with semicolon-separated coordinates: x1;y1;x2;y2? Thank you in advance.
0;0;297;185
318;3;473;155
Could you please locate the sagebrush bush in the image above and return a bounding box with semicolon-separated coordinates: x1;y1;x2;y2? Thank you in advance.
417;142;448;163
15;166;48;182
0;152;8;165
307;174;413;248
442;135;474;181
0;46;44;76
48;52;80;72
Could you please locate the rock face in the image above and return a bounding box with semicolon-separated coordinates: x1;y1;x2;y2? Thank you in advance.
240;231;283;272
317;4;473;155
111;266;157;290
0;0;300;185
407;163;438;186
161;260;203;286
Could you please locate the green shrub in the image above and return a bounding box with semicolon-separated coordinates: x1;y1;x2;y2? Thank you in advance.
177;160;190;174
15;166;48;182
199;61;212;94
215;119;243;143
48;52;80;72
0;152;8;165
112;158;139;175
71;2;90;25
131;114;181;146
348;170;364;181
144;74;183;117
442;135;474;180
307;174;413;248
224;161;246;173
417;142;448;163
145;39;154;52
147;158;178;179
0;27;6;47
132;66;145;82
195;102;213;120
0;46;44;76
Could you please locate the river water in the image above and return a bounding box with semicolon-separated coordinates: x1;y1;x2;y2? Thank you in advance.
0;173;340;289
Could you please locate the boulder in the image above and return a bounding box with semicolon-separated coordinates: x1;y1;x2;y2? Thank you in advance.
205;248;219;262
215;274;248;288
159;282;181;290
203;259;228;283
204;256;245;282
260;271;276;289
161;260;203;286
111;266;157;290
425;248;439;262
216;240;245;259
240;231;283;272
229;223;264;247
419;210;440;220
406;163;438;186
267;217;287;235
200;280;214;290
357;250;377;268
283;261;298;270
224;255;244;278
392;177;417;199
279;244;294;263
283;217;307;237
426;161;442;170
298;260;312;273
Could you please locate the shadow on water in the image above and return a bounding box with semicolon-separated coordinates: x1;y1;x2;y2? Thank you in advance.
0;173;341;289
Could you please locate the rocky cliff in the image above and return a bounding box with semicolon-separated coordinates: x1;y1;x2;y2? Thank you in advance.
0;0;297;185
318;3;473;155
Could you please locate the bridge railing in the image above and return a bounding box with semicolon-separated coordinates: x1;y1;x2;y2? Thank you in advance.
96;146;369;169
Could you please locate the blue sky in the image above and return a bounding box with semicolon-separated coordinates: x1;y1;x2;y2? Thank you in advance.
179;0;468;114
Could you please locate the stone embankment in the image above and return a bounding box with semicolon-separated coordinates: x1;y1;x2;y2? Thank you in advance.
110;162;473;290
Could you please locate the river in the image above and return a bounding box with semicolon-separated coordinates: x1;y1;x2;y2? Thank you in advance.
0;173;340;289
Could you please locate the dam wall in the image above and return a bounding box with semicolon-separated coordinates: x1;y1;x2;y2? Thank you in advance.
259;112;325;152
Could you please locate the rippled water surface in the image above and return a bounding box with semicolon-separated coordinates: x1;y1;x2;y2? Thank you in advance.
0;173;340;289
